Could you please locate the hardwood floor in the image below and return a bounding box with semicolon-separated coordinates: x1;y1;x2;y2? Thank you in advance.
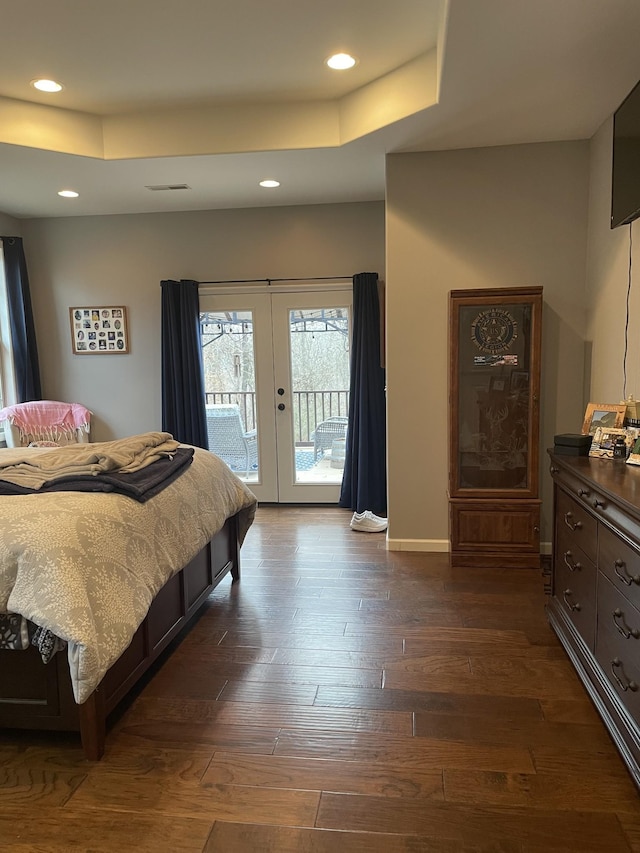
1;505;639;851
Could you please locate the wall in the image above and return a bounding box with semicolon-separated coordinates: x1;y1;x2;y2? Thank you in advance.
15;135;631;551
585;118;640;402
0;214;22;235
22;201;384;441
385;142;590;549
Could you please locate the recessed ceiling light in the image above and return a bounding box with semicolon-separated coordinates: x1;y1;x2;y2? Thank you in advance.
58;190;79;198
259;180;280;188
31;79;63;93
326;53;357;70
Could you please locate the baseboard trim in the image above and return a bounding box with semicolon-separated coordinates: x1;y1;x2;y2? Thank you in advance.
387;538;553;556
386;539;449;552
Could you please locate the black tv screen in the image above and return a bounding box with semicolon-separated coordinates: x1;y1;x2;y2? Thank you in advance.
611;78;640;228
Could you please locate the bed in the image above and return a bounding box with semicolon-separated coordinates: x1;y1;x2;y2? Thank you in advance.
0;435;256;759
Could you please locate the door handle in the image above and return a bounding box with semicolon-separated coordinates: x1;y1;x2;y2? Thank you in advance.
611;658;638;692
564;512;582;531
614;559;640;586
613;608;640;640
562;589;581;612
563;551;581;572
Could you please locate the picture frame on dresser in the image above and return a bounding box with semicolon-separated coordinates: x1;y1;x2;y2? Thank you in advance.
589;426;639;458
628;437;640;466
581;401;626;436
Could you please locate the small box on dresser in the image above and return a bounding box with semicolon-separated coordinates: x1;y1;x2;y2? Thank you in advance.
553;433;593;456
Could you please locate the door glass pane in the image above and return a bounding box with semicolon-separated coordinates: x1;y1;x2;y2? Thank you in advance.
200;310;258;483
288;306;350;484
457;302;531;490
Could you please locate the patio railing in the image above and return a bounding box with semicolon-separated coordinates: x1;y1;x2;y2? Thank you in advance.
204;390;349;443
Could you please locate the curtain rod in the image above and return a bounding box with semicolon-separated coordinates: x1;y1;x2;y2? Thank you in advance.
198;275;353;285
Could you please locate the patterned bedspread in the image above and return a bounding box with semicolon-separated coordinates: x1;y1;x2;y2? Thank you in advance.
0;446;256;703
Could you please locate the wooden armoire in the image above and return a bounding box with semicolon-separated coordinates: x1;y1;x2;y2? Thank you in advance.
448;286;543;568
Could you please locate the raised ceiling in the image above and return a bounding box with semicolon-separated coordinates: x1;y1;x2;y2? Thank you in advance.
1;0;639;219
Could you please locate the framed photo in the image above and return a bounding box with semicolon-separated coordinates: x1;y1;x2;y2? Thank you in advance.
70;306;129;355
590;426;640;459
627;436;640;466
510;370;529;392
581;402;626;436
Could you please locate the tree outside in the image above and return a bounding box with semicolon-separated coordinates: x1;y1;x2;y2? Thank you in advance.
200;307;349;443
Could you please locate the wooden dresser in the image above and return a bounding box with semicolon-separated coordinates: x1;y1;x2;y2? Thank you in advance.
548;451;640;787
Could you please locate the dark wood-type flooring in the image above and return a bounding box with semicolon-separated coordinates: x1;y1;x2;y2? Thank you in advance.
1;506;639;851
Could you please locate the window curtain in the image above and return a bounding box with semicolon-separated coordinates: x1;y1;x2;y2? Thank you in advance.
1;236;42;402
160;279;208;447
339;271;387;515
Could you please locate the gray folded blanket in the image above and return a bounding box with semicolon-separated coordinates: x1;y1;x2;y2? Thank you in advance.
0;447;194;502
0;431;180;489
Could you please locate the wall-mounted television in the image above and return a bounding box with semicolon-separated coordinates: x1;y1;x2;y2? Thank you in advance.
611;78;640;229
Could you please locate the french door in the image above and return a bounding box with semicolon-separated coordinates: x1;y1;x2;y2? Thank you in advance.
200;285;352;503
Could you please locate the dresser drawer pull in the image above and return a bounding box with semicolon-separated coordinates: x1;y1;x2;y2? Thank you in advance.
563;551;581;572
613;608;640;640
613;559;640;586
577;488;590;498
593;499;605;510
564;512;582;532
550;465;559;474
562;589;581;612
611;659;639;692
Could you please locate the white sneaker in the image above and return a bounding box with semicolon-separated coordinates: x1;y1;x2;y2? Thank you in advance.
350;510;388;532
353;511;387;522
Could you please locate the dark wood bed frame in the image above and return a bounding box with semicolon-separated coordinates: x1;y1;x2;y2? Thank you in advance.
0;512;240;760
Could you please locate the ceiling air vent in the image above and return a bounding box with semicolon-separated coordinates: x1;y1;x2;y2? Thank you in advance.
145;184;191;191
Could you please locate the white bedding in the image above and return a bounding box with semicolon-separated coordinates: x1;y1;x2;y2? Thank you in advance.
0;446;256;703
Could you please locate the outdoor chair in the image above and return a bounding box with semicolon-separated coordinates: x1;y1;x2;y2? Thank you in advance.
205;403;258;476
312;415;348;461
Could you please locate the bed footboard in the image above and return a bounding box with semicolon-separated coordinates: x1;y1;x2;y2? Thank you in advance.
0;513;240;759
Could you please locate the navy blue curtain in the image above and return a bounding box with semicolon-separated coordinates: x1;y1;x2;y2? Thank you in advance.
1;236;42;402
339;272;387;515
160;279;207;447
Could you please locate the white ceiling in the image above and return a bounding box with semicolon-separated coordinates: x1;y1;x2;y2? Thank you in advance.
1;0;640;219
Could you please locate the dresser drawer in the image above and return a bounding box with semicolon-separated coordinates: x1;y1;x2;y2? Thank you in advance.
555;522;594;580
596;574;640;720
555;487;598;562
550;462;596;504
599;524;640;611
598;571;640;646
554;525;597;650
